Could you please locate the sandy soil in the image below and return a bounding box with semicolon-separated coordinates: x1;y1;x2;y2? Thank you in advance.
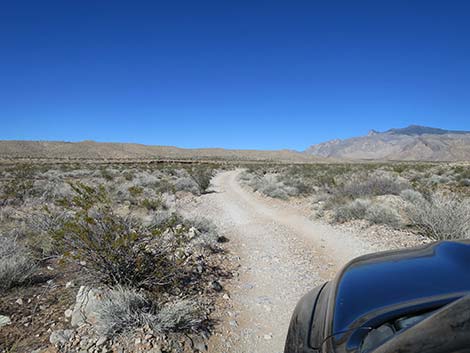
183;170;424;353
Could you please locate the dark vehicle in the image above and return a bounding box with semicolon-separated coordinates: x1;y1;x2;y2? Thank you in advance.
284;241;470;353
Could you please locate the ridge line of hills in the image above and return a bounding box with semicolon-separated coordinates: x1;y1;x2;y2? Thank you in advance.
1;125;469;162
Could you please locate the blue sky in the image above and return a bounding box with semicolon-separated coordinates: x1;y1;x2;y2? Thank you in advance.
1;1;469;150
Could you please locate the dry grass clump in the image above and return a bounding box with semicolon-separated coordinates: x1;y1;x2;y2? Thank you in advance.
0;236;37;291
94;287;202;337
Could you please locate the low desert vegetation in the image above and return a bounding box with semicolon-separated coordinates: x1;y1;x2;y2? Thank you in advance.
0;161;224;352
240;162;470;240
0;236;37;291
94;288;203;337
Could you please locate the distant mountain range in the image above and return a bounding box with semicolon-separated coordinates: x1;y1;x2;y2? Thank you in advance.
1;125;469;162
305;125;470;161
0;140;320;163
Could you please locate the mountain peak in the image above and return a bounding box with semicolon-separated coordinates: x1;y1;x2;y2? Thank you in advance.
305;125;470;161
385;125;470;136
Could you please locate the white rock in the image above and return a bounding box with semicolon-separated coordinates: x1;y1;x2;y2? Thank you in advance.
64;309;73;318
49;329;74;345
65;281;74;289
0;315;11;327
96;336;107;346
16;298;23;305
71;286;104;327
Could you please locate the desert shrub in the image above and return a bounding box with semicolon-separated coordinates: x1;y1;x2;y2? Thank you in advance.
1;177;34;205
154;178;175;194
333;199;371;223
364;203;402;227
0;236;37;291
95;287;202;337
338;173;409;199
31;179;74;202
140;196;166;211
123;171;135;181
189;166;213;194
144;210;179;229
100;169;114;181
242;172;300;199
459;179;470;187
405;192;470;240
128;185;144;198
400;189;425;204
333;199;402;227
183;216;220;249
25;206;71;256
174;176;200;195
54;183;183;290
428;174;451;185
133;172;162;188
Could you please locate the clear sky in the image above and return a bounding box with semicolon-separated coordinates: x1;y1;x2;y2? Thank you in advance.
1;1;469;150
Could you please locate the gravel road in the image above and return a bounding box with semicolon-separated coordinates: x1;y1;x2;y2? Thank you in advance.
184;170;404;353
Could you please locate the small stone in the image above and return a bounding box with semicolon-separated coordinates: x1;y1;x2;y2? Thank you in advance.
16;298;23;305
0;315;11;327
135;338;142;345
222;293;230;300
50;329;74;345
96;336;107;346
211;280;223;292
65;281;74;289
263;333;273;340
191;335;207;352
65;309;73;318
47;266;54;271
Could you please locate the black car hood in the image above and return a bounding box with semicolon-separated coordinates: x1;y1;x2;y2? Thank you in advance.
333;241;470;335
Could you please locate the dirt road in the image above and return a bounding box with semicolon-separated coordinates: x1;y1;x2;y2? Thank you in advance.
186;170;379;353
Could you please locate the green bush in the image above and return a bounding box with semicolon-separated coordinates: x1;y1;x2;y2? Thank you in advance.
189;166;214;194
54;183;183;290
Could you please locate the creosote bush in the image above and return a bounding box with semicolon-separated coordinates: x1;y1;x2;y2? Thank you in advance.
54;183;183;290
189;166;214;194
